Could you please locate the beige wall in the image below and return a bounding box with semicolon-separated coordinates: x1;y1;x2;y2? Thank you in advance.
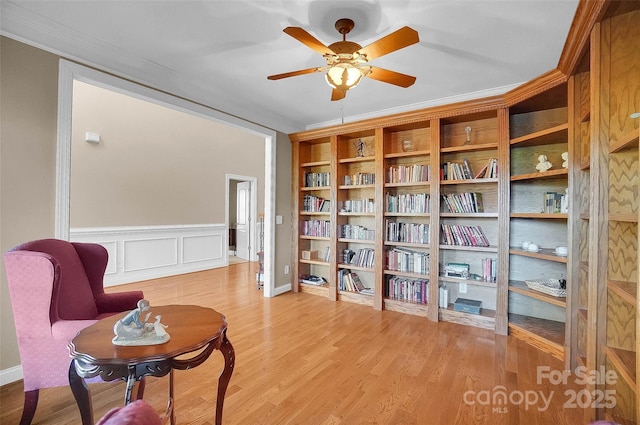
0;36;293;375
71;81;265;227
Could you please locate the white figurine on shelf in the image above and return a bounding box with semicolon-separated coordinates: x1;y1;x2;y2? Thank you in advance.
561;152;569;168
152;315;169;340
536;155;553;172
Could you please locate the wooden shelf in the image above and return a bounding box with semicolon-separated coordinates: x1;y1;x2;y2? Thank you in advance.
510;123;569;147
301;186;330;191
439;304;496;330
384;149;430;159
510;212;568;219
440;142;498;153
579;212;590;220
440;244;498;253
300;235;330;241
608;212;638;223
383;270;430;279
508;280;566;307
384;212;431;217
605;346;636;392
338;264;374;272
299;282;329;297
300;211;330;216
338;184;376;190
338;290;374;306
608;280;637;306
508;313;564;360
580;260;589;272
440;178;498;185
609;127;639;153
509;248;568;263
510;168;568;181
439;275;497;288
383;298;429;317
299;259;329;266
338;238;375;245
338;155;375;164
578;308;588;322
338;212;375;217
384;241;430;249
441;212;499;218
384;181;430;188
301;160;330;167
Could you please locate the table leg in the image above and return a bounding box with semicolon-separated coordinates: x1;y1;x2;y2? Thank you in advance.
215;335;235;425
69;360;94;425
123;366;137;405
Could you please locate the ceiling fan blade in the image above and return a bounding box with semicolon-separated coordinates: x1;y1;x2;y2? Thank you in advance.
331;88;346;101
283;27;335;55
366;67;416;88
358;26;419;61
267;67;322;80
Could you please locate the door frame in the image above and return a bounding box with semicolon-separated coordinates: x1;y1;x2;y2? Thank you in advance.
226;175;258;262
55;60;277;297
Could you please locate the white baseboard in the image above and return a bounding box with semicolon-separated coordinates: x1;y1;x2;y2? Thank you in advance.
70;224;228;287
0;365;23;386
274;283;292;296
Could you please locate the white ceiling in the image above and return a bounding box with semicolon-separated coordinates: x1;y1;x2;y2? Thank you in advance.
1;1;579;134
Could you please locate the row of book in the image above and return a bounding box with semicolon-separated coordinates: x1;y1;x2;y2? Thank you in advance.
543;190;568;213
342;248;375;268
303;194;329;212
304;171;330;188
338;270;373;295
386;247;430;275
302;220;331;238
386;221;430;244
344;173;375;186
441;192;484;214
387;164;430;184
480;257;497;283
441;158;498;180
386;276;429;304
339;198;375;213
337;224;375;241
385;192;430;214
440;224;490;247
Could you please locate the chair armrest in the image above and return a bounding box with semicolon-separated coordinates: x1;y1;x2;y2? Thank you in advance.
51;318;99;340
95;291;144;315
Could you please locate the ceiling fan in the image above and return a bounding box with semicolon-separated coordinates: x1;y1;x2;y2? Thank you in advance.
267;18;419;101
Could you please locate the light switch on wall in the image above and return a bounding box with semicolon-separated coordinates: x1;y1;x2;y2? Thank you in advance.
276;215;283;224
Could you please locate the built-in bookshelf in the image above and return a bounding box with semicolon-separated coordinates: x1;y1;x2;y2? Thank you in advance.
506;82;571;362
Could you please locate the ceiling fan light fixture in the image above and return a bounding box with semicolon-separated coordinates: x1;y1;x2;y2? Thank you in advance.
325;65;363;91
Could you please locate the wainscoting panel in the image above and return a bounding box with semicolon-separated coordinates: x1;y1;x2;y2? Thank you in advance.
70;224;227;286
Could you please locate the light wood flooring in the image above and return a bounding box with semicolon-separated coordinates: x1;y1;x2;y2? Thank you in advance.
0;262;588;424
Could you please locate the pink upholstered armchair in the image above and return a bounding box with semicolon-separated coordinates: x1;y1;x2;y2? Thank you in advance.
3;238;144;425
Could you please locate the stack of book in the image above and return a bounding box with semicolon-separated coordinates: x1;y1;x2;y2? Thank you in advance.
385;192;430;214
387;276;429;304
441;192;483;213
385;221;430;244
481;257;497;282
340;198;375;213
386;247;430;274
303;194;330;212
338;270;373;295
302;220;331;237
345;248;375;268
304;171;330;187
344;172;375;186
337;224;375;241
440;224;490;247
387;164;430;183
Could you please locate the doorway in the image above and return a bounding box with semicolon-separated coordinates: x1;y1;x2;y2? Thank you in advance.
56;60;277;297
226;175;258;265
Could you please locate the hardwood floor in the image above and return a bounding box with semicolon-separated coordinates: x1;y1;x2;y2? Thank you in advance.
0;262;588;424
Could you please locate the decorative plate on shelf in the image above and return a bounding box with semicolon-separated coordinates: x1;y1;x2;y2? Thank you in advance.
525;279;566;297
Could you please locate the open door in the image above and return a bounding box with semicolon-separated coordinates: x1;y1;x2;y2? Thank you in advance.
235;181;251;260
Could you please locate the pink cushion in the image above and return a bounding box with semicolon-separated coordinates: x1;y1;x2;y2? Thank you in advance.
96;400;162;425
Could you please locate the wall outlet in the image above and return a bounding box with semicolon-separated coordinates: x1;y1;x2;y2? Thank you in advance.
459;282;468;293
284;265;290;275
